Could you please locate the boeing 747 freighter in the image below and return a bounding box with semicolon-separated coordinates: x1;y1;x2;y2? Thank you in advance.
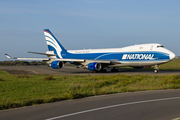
5;29;176;73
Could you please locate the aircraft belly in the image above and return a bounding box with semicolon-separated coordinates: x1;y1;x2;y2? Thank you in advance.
108;60;169;67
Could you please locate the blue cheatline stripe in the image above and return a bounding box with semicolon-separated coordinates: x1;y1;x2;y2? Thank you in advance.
61;51;170;61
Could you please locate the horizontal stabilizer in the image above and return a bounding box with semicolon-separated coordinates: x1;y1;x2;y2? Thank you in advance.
27;51;56;56
5;54;49;61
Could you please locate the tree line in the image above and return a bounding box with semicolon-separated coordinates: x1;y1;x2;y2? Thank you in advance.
0;60;47;66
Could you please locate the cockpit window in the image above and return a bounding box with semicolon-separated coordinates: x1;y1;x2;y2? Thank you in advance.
157;45;164;48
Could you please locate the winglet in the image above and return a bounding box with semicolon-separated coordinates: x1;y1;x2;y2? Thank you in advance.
5;54;17;59
5;54;12;59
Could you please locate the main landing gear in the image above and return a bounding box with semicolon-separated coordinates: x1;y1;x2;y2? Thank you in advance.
154;65;159;73
90;70;97;73
90;66;160;73
90;67;119;73
90;68;107;73
111;67;119;72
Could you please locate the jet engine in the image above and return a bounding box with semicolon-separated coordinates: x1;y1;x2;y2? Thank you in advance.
87;62;101;71
51;61;64;69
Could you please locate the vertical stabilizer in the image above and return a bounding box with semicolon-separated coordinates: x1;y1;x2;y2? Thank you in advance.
43;29;66;58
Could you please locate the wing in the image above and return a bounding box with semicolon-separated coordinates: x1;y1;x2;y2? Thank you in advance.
5;53;121;64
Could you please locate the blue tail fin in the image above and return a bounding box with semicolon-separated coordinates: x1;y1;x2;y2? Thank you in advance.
44;29;66;58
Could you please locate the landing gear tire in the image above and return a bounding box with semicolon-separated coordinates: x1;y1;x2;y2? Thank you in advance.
99;67;107;73
90;70;98;73
99;70;106;73
111;68;119;72
154;69;159;73
154;65;159;74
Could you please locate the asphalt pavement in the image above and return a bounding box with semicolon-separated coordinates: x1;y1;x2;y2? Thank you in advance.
0;65;180;75
0;90;180;120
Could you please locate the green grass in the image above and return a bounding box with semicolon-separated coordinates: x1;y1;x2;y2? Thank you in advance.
159;58;180;70
1;70;180;110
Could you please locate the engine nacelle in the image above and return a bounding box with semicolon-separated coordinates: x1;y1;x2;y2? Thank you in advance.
88;62;101;71
51;61;64;69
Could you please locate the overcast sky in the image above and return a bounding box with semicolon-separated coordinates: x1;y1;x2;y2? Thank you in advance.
1;0;180;61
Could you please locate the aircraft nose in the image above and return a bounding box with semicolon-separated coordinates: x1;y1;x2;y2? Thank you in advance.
169;52;176;60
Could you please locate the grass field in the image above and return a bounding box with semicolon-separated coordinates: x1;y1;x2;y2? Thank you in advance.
159;58;180;70
0;69;180;110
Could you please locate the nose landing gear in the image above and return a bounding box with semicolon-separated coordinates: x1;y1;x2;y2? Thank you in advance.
154;65;159;73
